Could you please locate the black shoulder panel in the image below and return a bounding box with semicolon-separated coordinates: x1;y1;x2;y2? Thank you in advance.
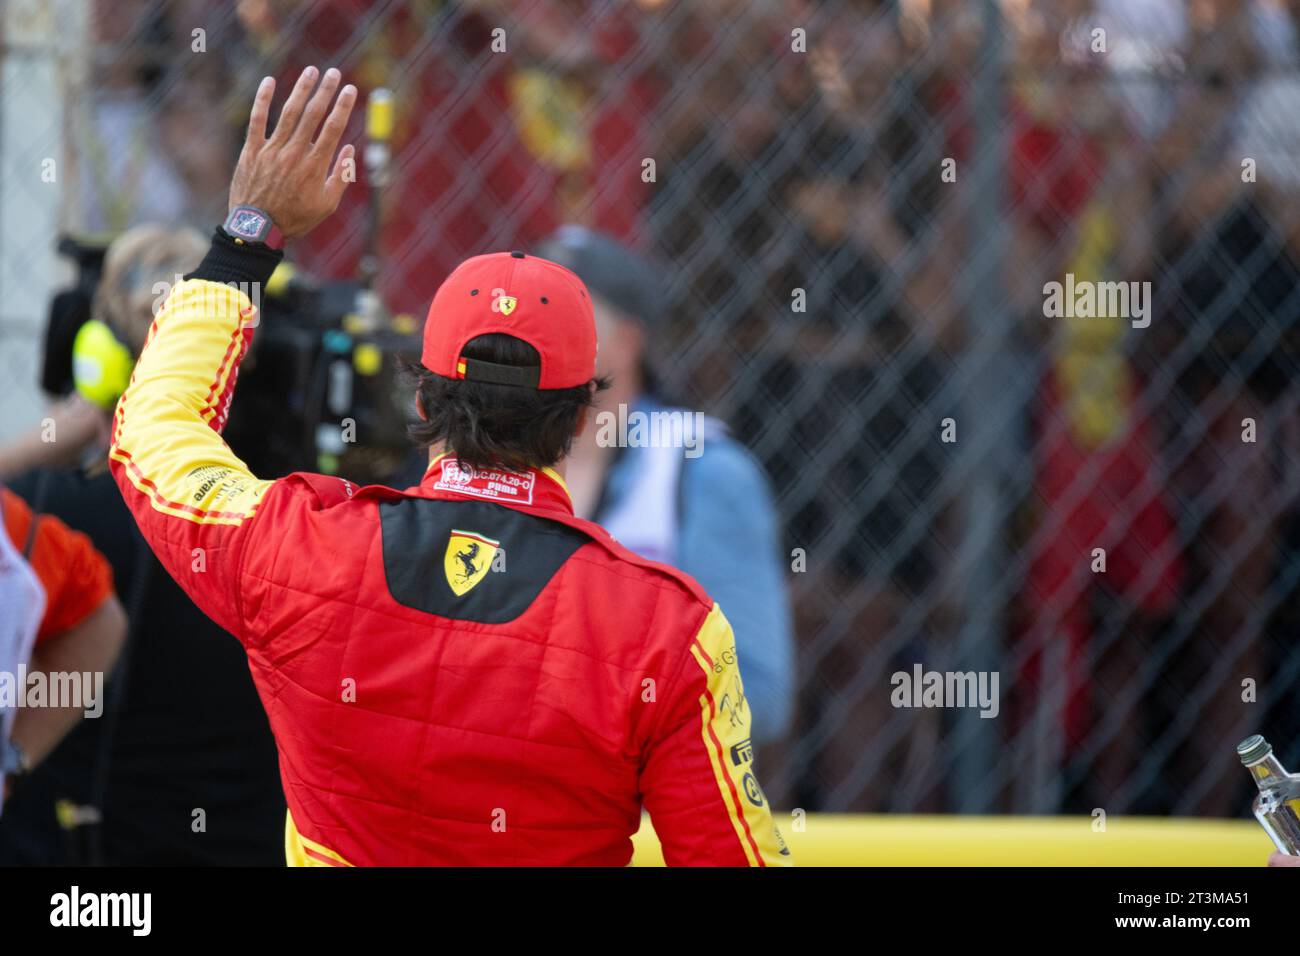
378;498;591;624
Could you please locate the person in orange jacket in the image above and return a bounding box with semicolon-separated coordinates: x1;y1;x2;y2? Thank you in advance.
0;487;125;806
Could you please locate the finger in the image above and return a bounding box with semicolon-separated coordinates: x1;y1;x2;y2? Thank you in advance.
296;67;342;149
269;65;319;146
311;83;358;163
246;76;275;144
324;143;356;207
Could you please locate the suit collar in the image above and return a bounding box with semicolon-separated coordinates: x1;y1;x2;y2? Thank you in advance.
419;454;573;516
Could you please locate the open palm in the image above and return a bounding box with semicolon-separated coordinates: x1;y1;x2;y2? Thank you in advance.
228;66;358;240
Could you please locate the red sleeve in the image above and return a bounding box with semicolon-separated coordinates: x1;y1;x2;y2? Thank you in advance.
2;488;114;643
639;603;792;866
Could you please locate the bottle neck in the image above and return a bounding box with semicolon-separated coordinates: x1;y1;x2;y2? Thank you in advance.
1247;753;1290;789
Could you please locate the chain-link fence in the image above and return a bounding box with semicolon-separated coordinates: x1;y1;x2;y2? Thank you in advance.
4;0;1300;821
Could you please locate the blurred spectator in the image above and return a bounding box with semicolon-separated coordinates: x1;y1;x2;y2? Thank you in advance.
1148;28;1300;813
75;1;195;233
672;1;957;809
537;225;796;746
1011;27;1183;805
1;488;126;814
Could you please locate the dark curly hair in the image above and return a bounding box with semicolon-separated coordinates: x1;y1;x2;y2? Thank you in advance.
406;333;609;472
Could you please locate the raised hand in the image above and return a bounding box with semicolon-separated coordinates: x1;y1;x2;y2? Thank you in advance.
228;66;358;240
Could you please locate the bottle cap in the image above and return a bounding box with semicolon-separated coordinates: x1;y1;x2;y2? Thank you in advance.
1237;734;1272;765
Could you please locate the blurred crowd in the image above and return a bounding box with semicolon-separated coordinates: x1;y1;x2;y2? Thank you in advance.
7;0;1300;857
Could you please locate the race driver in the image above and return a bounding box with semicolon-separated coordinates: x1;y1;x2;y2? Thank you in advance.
109;66;791;866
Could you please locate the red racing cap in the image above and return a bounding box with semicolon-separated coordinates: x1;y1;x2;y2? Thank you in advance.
421;251;597;389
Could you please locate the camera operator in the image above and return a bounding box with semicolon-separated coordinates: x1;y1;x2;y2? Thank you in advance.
0;224;285;865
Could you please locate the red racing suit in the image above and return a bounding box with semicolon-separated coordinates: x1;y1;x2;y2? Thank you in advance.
108;233;791;866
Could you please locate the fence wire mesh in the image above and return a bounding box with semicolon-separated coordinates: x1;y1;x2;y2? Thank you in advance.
4;0;1300;820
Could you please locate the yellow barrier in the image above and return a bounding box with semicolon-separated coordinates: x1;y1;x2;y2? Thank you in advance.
630;814;1275;866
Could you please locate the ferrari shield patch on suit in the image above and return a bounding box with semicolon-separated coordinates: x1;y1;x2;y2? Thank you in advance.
444;530;500;596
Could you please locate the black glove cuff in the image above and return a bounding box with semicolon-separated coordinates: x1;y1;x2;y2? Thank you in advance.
186;227;283;287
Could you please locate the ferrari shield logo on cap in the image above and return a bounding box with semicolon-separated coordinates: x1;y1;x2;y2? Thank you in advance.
491;288;518;316
444;529;500;596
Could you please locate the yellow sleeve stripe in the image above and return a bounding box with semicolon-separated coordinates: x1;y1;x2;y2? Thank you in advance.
197;306;246;426
690;641;762;866
285;811;354;867
108;445;269;527
690;603;793;866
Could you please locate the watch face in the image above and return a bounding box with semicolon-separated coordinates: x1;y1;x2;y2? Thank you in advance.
228;207;268;240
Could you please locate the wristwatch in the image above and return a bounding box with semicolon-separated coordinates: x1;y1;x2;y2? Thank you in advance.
223;204;284;250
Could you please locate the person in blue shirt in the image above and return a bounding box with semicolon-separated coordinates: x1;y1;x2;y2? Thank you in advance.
537;226;795;745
